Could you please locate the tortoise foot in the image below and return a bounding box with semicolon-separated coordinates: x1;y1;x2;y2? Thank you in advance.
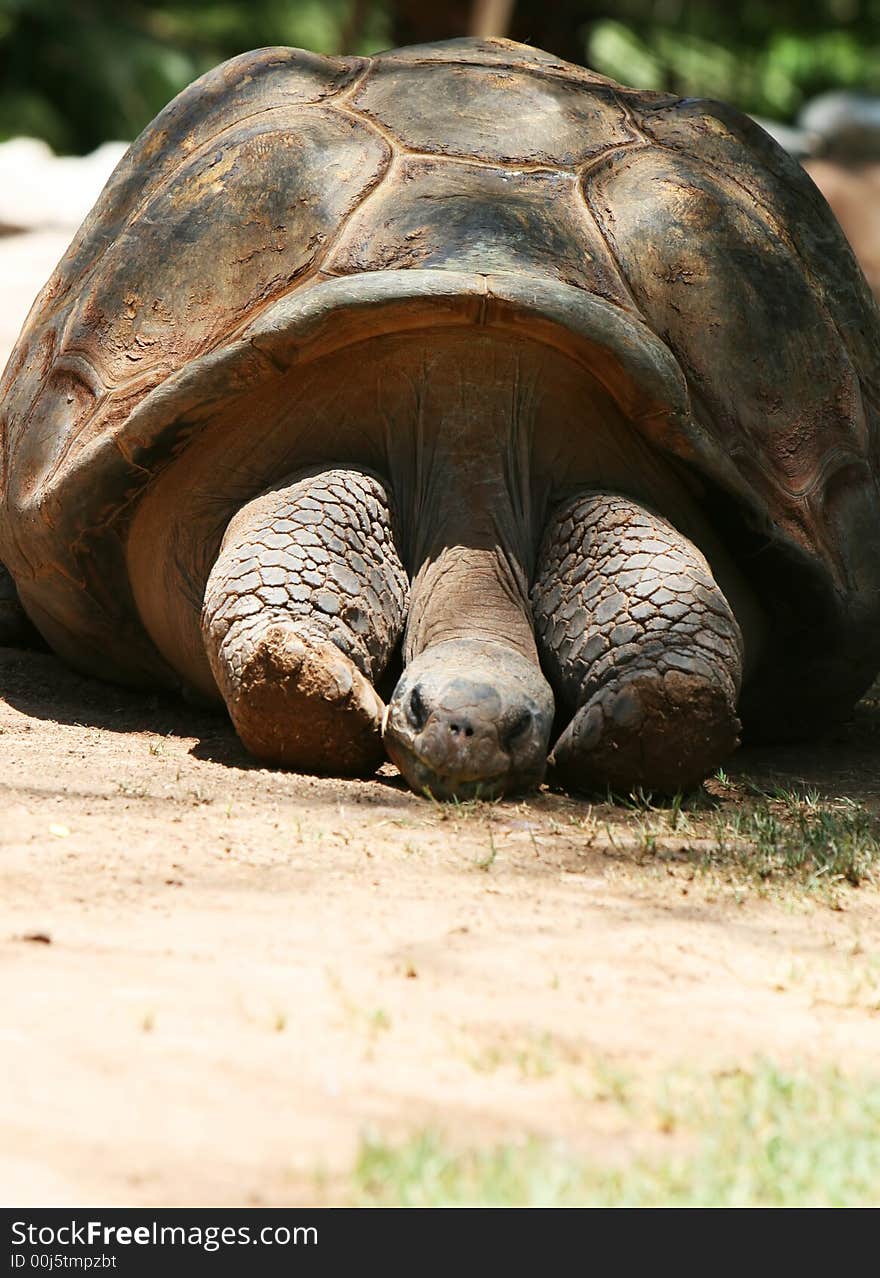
215;623;386;775
549;668;740;795
533;490;744;795
201;466;407;775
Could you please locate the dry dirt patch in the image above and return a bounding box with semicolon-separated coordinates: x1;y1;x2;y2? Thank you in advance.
1;646;879;1205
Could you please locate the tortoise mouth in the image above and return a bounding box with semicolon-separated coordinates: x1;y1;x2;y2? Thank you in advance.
381;738;532;801
381;639;555;801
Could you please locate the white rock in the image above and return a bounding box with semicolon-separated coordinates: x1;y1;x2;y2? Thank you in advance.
749;115;818;159
799;92;880;159
0;229;73;372
0;136;128;232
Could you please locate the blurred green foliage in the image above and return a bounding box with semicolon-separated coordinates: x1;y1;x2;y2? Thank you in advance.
1;0;879;154
0;0;391;152
585;3;880;121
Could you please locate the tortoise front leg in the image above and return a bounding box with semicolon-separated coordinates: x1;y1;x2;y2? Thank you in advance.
201;468;408;775
531;492;743;794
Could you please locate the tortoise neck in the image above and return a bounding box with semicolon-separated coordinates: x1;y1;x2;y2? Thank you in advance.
405;544;537;663
401;419;537;665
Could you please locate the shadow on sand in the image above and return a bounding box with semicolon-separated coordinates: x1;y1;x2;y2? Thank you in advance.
2;644;879;806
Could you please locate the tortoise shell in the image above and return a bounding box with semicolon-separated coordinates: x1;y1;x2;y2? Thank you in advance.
2;36;880;736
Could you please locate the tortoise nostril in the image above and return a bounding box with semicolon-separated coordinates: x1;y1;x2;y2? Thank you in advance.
408;685;428;731
448;721;474;739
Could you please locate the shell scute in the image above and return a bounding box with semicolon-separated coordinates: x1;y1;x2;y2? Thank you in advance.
31;48;367;328
4;107;391;521
584;143;870;549
350;59;637;168
636;96;880;398
326;156;633;304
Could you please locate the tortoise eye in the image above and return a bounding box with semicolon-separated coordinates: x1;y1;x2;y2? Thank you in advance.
408;685;428;731
504;708;533;747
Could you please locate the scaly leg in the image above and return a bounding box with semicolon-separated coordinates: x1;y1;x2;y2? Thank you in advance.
532;492;743;793
202;468;408;775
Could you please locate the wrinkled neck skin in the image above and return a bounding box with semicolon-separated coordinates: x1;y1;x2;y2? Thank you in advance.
384;397;555;799
403;417;537;664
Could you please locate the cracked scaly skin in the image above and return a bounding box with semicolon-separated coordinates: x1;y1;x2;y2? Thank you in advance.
532;492;743;793
202;469;408;774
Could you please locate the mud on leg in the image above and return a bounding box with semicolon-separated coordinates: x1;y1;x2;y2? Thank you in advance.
202;468;408;775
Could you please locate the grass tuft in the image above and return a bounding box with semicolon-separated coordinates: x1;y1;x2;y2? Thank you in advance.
708;798;880;890
352;1062;880;1206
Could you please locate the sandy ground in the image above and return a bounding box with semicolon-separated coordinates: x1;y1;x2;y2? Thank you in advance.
1;644;879;1206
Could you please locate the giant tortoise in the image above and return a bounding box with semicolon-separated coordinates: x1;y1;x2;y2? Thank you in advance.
2;37;880;799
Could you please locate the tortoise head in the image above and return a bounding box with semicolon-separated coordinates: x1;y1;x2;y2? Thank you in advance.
383;640;554;799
